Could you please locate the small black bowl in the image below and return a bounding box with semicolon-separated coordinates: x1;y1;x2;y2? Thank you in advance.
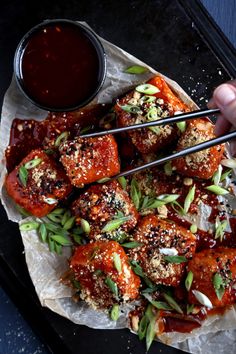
14;19;107;112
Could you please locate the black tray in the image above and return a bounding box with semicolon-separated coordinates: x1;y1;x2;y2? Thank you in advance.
0;1;236;353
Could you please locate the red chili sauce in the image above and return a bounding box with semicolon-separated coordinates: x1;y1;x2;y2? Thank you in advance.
20;23;101;109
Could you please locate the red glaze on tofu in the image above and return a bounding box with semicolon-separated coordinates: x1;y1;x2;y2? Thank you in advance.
129;215;196;286
71;180;139;241
69;241;141;309
5;149;72;217
114;76;188;154
172;119;224;179
187;248;236;307
59;135;120;187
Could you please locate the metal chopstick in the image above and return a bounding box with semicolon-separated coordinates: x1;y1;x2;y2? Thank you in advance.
109;130;236;180
80;108;221;138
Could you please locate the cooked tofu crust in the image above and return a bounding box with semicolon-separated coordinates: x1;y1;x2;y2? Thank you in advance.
70;241;141;309
71;180;139;241
5;149;72;217
187;248;236;307
59;135;120;187
115;76;188;154
129;215;196;286
172;118;224;179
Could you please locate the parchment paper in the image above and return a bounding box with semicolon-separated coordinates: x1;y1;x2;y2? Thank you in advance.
1;22;236;354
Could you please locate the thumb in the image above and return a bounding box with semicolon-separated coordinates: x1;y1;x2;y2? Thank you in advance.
213;84;236;127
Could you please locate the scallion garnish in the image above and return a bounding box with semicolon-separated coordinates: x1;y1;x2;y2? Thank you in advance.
164;255;187;264
185;271;194;291
136;84;159;95
163;293;183;314
81;219;91;234
215;217;228;242
122;241;143;248
212;273;225;300
24;158;42;169
102;216;130;233
20;221;40;231
113;253;122;273
19;165;28;187
55;131;69;147
110;304;120;321
212;165;222;186
184;185;196;214
176;121;186;133
192;289;213;309
205;185;229;195
105;276;118;298
221;158;236;168
124;65;148;74
190;224;197;234
120;105;142;114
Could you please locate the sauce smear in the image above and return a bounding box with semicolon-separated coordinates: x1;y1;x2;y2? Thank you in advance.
20;23;101;109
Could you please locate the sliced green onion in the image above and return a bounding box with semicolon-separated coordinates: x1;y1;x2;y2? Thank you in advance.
105;276;118;297
164;255;187;264
73;234;84;245
130;259;145;277
184;185;196;214
15;205;31;217
212;273;225;300
157;194;180;204
55;243;62;255
80;125;92;134
102;216;130;233
190;224;197;233
81;219;90;234
220;169;232;182
50;208;65;215
164;161;172;176
163;293;183;314
176;121;186;133
55;131;69;147
186;304;195;315
138;314;148;340
146;317;157;351
148;126;160;134
19;165;28;187
120;105;142;114
118;176;127;190
43;197;57;205
50;234;72;246
61;210;71;226
212;165;222;186
44;223;69;236
171;200;185;215
215;217;228;242
113;253;122;273
221;158;236;168
39;223;47;242
72;279;81;290
159;248;178;256
185;271;194;291
146;107;158;120
110;304;120;321
122;241;143;248
24;158;42;169
205;185;229;195
20;221;40;231
140;95;156;103
192;289;213;309
47;213;62;223
97;177;111;183
130;178;141;209
48;238;55;253
63;216;76;230
124;65;148;74
136;84;159;95
143;293;172;310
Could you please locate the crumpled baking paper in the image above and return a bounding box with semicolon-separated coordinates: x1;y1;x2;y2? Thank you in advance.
1;22;236;354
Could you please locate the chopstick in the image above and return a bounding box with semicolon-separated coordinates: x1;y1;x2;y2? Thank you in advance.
80;108;221;138
110;130;236;180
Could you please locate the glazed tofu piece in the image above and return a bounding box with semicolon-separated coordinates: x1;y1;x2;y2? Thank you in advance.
129;215;196;287
59;135;120;187
5;149;72;217
114;76;188;154
187;248;236;307
71;180;139;241
69;241;141;309
172;118;224;179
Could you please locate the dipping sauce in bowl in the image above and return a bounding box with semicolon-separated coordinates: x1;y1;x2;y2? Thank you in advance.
14;19;106;111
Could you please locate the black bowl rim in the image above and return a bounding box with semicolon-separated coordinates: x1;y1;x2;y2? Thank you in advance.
14;19;107;112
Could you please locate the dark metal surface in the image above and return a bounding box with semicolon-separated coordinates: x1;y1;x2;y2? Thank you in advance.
0;0;236;353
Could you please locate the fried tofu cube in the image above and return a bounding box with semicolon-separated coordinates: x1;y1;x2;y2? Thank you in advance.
114;76;188;154
172;119;224;179
187;248;236;307
5;149;72;217
129;215;196;287
69;241;141;309
59;135;120;187
71;180;139;241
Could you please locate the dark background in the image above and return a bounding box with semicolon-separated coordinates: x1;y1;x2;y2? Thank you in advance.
0;1;236;353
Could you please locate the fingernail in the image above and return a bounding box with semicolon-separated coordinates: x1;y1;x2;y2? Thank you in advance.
215;85;236;106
